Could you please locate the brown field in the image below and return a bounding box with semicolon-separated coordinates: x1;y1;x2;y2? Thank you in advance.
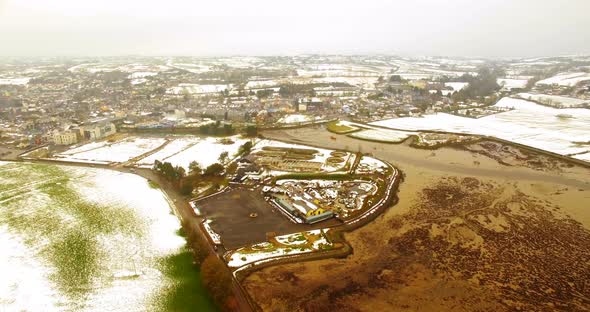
241;126;590;312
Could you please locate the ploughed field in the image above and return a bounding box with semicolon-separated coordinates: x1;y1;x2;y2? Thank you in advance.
0;162;215;311
241;127;590;311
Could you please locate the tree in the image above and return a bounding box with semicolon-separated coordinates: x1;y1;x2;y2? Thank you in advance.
189;161;203;175
182;220;210;264
204;163;225;176
237;141;253;156
389;75;402;82
223;123;233;135
174;165;186;180
256;89;273;98
153;160;185;181
226;162;238;175
153;159;162;171
179;180;194;196
245;125;257;137
200;255;233;310
218;151;229;164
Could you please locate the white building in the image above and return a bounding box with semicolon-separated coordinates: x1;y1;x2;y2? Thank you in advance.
52;131;78;145
82;122;116;140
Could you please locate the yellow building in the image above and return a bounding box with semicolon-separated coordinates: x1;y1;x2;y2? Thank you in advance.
306;208;326;217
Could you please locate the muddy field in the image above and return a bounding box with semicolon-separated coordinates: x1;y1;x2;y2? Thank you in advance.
242;127;590;311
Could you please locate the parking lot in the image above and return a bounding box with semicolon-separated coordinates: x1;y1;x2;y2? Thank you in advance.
197;187;340;249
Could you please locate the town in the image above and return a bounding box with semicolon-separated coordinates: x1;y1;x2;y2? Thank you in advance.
1;54;590;312
2;55;589;157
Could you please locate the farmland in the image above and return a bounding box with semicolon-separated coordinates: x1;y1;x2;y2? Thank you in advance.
0;162;215;311
50;135;252;170
371;97;590;161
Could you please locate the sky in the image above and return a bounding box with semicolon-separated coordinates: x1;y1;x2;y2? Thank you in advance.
0;0;589;58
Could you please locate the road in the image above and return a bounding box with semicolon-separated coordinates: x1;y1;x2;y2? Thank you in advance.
135;168;255;312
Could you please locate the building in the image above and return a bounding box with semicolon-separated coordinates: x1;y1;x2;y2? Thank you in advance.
52;131;78;145
82;122;116;140
272;195;334;224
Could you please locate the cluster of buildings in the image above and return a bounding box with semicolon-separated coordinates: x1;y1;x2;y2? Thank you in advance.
2;55;590;153
262;179;377;224
49;121;117;145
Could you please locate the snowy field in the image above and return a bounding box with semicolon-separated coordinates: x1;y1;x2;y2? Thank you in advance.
245;80;278;89
349;128;414;143
516;93;588;108
277;114;321;124
226;229;330;268
254;139;354;173
445;82;469;91
135;137;200;167
0;78;31;85
128;72;158;79
55;137;166;164
296;64;389;77
355;156;389;175
498;78;528;90
0;163;188;311
68;63;170;74
59;141;109;156
167;84;230;95
536;72;590;87
371;97;590;160
53;135;253;168
162;136;251;170
573;152;590;162
165;62;211;73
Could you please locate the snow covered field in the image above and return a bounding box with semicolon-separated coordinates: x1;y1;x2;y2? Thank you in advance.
0;163;188;311
253;139;354;173
516;93;588;108
128;72;158;79
68;63;170;74
162;136;251;170
135;138;200;167
165;62;211;73
445;82;469;91
536;72;590;87
167;83;230;95
245;80;278;89
226;229;330;268
355;156;389;175
59;141;110;156
277;114;320;124
52;135;253;168
349;128;414;143
498;78;528;90
574;152;590;162
55;137;166;164
371;97;590;160
0;78;30;85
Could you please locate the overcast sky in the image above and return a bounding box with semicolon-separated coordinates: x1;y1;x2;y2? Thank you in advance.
1;0;589;58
